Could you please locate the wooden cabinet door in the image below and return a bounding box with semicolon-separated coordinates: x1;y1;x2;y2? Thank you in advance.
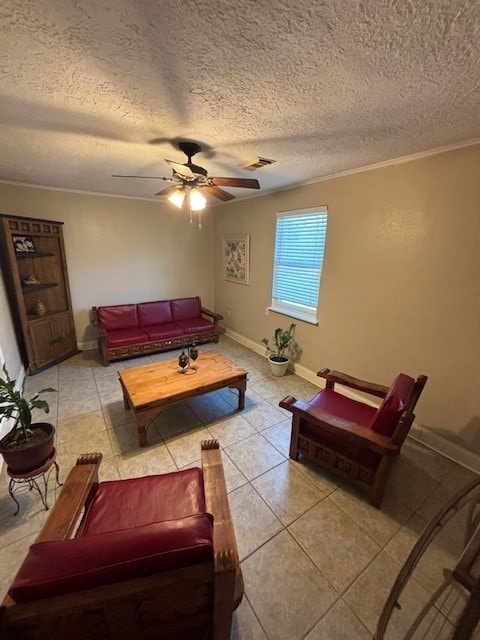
29;318;55;369
50;314;76;360
29;313;76;369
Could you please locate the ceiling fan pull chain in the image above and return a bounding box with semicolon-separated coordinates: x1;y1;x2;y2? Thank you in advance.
198;211;202;230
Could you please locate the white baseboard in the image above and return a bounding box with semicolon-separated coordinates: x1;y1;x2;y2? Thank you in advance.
222;327;480;474
78;340;97;351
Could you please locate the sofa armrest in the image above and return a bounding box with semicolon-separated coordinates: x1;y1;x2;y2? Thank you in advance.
201;306;224;321
280;397;398;455
316;368;389;398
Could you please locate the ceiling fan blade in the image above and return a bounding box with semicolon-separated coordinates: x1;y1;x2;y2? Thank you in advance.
164;159;195;179
155;185;180;197
203;185;235;201
211;177;260;189
112;174;173;180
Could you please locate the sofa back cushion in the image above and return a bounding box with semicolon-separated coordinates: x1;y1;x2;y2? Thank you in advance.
137;300;173;327
172;297;202;321
369;373;415;436
97;304;138;331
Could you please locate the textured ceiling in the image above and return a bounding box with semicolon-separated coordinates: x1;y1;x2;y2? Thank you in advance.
1;0;480;204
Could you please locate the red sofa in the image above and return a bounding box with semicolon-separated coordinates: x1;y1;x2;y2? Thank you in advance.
91;296;222;366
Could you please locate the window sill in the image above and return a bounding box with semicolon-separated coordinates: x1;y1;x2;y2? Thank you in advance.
268;306;319;326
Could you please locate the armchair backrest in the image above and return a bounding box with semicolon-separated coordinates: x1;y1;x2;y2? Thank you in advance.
369;373;415;436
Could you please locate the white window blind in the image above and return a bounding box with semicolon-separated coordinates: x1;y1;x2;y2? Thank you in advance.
271;207;328;323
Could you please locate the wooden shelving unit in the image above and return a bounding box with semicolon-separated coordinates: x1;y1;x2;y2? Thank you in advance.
0;214;78;373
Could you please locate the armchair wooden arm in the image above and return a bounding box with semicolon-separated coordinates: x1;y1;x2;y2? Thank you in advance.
280;397;398;455
38;453;102;542
317;368;389;398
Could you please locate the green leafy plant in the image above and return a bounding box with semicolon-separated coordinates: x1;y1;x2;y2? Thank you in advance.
0;363;55;444
261;323;296;360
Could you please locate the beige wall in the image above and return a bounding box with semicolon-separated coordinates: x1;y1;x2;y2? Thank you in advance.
0;184;214;351
214;145;480;454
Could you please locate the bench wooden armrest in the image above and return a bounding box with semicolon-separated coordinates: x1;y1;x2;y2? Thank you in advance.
201;306;224;321
317;368;389;398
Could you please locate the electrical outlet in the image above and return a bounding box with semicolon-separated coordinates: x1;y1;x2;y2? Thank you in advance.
226;309;231;318
265;307;269;316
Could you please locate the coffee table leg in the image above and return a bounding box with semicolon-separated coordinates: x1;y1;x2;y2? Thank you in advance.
123;389;130;411
136;416;148;447
238;388;245;410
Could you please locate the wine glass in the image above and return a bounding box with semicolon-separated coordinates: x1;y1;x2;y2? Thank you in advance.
178;350;188;372
189;343;198;369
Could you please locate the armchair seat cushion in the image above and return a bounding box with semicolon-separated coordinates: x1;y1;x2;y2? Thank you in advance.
10;514;213;602
142;322;185;341
308;389;377;427
81;467;207;536
106;327;148;348
175;317;216;333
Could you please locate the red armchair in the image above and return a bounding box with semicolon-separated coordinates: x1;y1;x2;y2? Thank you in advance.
0;440;242;640
280;368;427;507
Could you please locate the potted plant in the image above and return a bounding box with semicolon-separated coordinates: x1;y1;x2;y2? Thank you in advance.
0;363;56;474
261;323;296;376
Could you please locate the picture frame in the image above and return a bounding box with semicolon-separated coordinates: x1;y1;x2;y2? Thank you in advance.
223;234;250;285
13;235;36;254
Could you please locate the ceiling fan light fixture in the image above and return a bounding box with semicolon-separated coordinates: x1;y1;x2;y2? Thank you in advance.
168;188;185;209
189;188;207;211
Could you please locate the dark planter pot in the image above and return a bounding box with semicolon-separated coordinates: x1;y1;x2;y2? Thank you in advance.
0;422;55;474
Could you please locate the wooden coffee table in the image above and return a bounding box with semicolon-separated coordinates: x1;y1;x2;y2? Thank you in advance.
119;350;248;446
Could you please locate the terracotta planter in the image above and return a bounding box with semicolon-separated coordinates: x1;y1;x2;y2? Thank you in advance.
0;422;55;474
268;356;289;377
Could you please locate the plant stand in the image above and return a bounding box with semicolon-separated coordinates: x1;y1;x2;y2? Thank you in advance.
6;448;62;516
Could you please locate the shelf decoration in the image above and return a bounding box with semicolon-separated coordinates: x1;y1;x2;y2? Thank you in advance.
23;274;41;286
223;235;250;285
13;235;36;253
34;299;46;317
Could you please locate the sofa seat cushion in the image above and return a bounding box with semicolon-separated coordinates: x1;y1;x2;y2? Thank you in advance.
172;297;202;321
175;317;214;333
81;467;207;536
98;304;139;331
10;513;213;602
308;389;377;427
106;327;148;348
137;300;173;326
142;322;185;341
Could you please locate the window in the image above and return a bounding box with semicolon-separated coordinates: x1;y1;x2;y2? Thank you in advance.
270;206;328;324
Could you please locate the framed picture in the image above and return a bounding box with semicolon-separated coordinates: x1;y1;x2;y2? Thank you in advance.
223;235;250;285
12;235;36;253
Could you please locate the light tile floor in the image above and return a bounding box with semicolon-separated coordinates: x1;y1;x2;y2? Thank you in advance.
1;336;479;639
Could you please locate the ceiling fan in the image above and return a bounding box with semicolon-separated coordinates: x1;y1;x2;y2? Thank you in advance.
112;141;260;209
